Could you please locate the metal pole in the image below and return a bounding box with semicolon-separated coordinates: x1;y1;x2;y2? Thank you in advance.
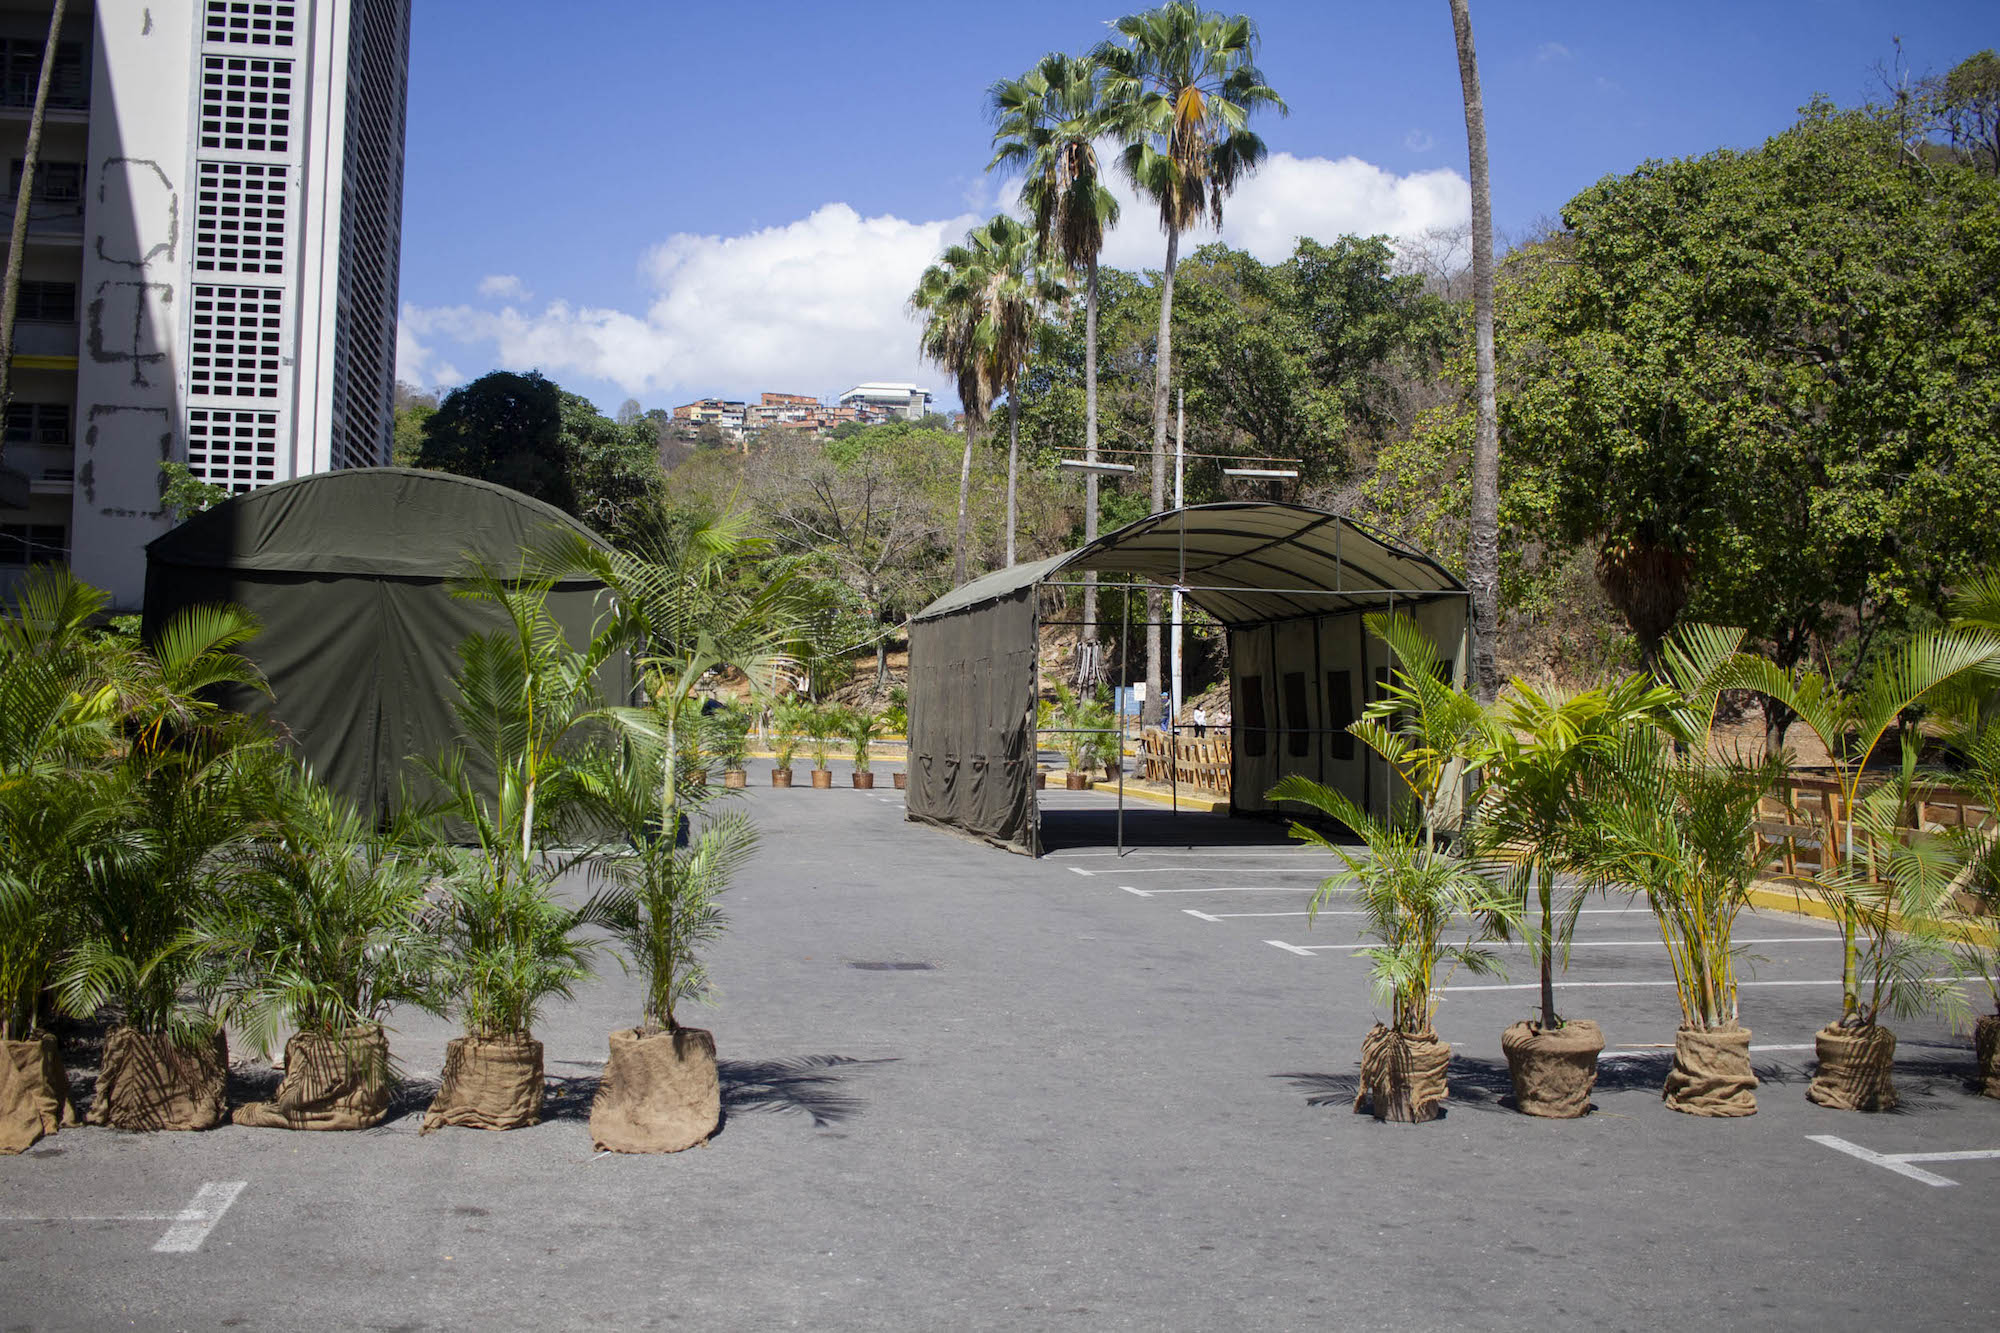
1120;574;1129;856
1171;389;1185;724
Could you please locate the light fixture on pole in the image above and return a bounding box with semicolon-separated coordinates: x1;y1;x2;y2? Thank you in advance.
1059;458;1136;474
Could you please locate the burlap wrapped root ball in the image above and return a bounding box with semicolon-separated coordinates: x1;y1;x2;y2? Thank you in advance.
234;1025;391;1131
1974;1014;2000;1100
1501;1019;1604;1118
1;1034;78;1154
590;1026;720;1154
1662;1024;1757;1117
85;1029;228;1131
1353;1024;1451;1123
1806;1023;1898;1112
421;1034;544;1133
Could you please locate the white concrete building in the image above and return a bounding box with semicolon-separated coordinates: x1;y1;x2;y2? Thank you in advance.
837;381;933;423
0;0;410;609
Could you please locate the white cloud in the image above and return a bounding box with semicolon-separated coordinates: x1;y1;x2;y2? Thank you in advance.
394;315;461;390
399;155;1468;406
1536;41;1572;63
1403;128;1436;153
1094;152;1469;270
477;273;530;301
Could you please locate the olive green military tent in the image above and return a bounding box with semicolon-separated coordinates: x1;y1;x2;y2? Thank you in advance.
142;467;629;820
904;503;1469;856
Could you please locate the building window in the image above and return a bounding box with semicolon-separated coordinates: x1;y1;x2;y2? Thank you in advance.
199;56;293;154
204;1;298;47
16;280;75;322
187;407;279;492
9;160;82;202
0;523;67;565
4;402;69;445
0;40;87;111
189;285;284;399
194;161;288;275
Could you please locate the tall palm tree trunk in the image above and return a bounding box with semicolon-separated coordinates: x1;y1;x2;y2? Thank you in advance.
1081;258;1101;685
954;417;977;586
1449;0;1500;703
1142;227;1181;728
0;0;67;504
1005;390;1019;567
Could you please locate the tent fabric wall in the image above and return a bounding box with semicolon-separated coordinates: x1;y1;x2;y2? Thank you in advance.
142;468;627;822
905;584;1039;854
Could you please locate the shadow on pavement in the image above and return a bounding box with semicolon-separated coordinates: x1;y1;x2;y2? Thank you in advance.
1038;806;1331;855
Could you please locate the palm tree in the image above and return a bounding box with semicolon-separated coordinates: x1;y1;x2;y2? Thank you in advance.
1447;0;1501;702
990;53;1120;645
1097;2;1284;723
910;215;1061;579
911;236;998;586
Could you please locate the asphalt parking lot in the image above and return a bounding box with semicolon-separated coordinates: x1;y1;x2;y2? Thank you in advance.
4;767;1998;1331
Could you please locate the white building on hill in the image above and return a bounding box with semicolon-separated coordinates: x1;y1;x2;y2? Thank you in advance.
837;381;933;423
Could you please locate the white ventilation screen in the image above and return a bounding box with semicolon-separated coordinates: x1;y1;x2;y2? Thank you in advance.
204;1;297;47
187;408;279;493
189;285;283;399
199;56;293;154
193;161;287;276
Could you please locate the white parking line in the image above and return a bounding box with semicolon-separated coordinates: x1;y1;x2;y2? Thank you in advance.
1119;884;1336;897
0;1181;246;1254
1076;866;1329;876
1265;940;1318;956
1440;975;1977;992
152;1181;248;1253
1807;1135;2000;1188
1185;907;1661;921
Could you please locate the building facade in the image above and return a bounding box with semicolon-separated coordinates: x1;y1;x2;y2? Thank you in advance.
0;0;410;609
837;381;932;422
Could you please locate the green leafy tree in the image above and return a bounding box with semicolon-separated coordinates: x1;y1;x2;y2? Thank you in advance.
1505;102;2000;693
1096;0;1285;724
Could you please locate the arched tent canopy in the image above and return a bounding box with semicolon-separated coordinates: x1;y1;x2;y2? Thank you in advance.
143;468;630;821
905;502;1469;856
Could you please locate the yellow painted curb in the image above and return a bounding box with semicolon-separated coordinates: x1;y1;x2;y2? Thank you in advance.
1748;880;1998;948
1083;779;1230;813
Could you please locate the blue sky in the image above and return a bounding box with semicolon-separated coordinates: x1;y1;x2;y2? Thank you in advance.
394;1;1996;414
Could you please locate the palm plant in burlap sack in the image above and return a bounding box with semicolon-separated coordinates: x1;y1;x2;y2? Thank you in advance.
1726;628;1996;1110
1586;625;1782;1115
1269;614;1513;1123
1470;674;1676;1118
413;567;609;1133
201;773;447;1131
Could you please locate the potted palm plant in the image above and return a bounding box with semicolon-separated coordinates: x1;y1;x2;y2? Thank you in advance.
0;569;121;1152
714;707;752;788
805;704;839;789
1050;683;1107;789
1727;628;1996;1110
1471;675;1674;1117
203;773;445;1131
847;706;885;789
884;692;909;789
771;697;807;788
581;729;753;1152
1582;625;1780;1115
540;504;805;1150
54;598;274;1133
1948;723;2000;1098
1270;614;1509;1122
414;568;609;1133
